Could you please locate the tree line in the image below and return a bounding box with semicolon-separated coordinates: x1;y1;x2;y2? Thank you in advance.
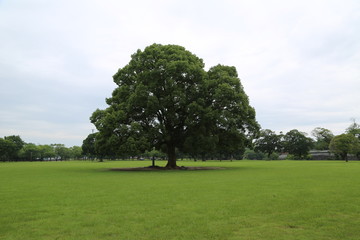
0;135;82;162
248;121;360;161
82;121;360;162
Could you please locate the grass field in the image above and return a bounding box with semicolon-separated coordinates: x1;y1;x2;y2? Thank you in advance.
1;160;360;240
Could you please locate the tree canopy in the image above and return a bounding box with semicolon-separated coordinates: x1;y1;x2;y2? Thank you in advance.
82;133;98;159
253;129;282;158
0;135;24;161
346;120;360;139
0;135;82;161
311;127;334;150
90;44;260;168
283;129;313;159
329;134;360;161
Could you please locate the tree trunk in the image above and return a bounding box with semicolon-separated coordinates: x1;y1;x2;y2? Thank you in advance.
151;156;155;167
341;153;348;162
166;143;177;168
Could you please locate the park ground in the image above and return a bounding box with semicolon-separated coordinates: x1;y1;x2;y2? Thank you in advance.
1;160;360;240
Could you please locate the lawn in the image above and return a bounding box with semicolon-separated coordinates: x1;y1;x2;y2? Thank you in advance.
1;160;360;240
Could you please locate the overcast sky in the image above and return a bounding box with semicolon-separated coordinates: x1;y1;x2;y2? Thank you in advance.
1;0;359;146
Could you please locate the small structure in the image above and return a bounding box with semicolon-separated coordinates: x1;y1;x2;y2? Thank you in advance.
309;150;335;160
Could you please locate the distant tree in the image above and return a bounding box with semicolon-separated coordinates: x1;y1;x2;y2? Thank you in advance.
90;44;259;168
346;120;360;139
243;148;265;160
254;129;282;158
18;143;41;161
3;135;25;160
82;133;98;159
311;127;334;150
0;136;82;162
345;120;360;159
329;134;360;162
69;146;82;159
143;148;166;166
4;135;25;151
144;148;166;159
38;145;56;160
283;129;313;159
51;144;71;160
0;138;17;161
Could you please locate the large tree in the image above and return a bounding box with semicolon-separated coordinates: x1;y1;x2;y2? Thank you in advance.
90;44;259;168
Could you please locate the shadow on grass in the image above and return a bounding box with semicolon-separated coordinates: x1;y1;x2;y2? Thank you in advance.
109;166;227;171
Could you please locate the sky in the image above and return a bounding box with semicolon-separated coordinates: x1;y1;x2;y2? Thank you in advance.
1;0;359;147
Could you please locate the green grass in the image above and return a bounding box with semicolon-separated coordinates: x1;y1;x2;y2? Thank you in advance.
1;160;360;240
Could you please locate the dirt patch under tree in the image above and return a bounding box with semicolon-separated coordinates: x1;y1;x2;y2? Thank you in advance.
109;166;226;171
